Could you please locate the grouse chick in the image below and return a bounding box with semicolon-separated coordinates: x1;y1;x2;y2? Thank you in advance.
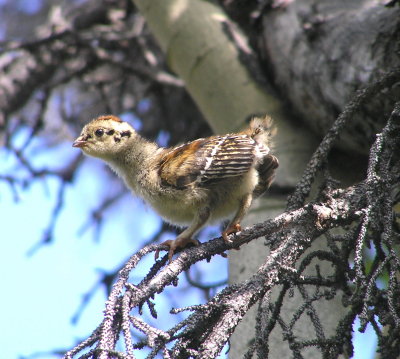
73;115;279;261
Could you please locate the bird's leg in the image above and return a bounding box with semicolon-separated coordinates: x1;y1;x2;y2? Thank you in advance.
222;193;253;243
155;207;210;262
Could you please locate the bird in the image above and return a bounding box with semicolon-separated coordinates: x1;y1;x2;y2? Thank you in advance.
73;115;279;261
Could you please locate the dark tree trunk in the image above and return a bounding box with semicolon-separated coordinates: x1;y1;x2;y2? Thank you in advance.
259;0;400;152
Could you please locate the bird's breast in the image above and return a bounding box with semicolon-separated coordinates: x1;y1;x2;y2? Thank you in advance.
140;168;259;226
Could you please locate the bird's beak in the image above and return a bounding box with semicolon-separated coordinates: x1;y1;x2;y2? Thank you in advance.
72;138;87;148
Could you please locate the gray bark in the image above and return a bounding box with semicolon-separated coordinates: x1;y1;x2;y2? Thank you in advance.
260;0;400;153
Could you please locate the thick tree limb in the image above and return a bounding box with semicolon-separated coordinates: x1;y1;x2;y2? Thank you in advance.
62;183;366;358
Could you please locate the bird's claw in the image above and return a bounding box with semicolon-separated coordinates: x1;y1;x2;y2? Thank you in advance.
222;223;242;243
155;238;200;262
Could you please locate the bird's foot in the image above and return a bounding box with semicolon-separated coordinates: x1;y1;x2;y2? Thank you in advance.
155;237;200;262
222;223;242;243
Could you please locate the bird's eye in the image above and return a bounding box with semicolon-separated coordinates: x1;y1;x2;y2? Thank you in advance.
95;129;104;137
107;130;114;135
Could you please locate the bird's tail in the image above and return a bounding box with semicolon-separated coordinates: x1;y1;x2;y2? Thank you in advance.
253;154;279;197
246;115;276;148
245;116;278;197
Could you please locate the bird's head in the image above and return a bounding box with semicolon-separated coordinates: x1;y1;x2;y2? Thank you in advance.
73;115;135;160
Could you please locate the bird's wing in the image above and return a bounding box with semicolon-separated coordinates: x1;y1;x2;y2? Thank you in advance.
158;135;258;189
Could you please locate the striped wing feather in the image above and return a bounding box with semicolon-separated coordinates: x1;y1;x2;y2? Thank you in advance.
158;135;257;189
